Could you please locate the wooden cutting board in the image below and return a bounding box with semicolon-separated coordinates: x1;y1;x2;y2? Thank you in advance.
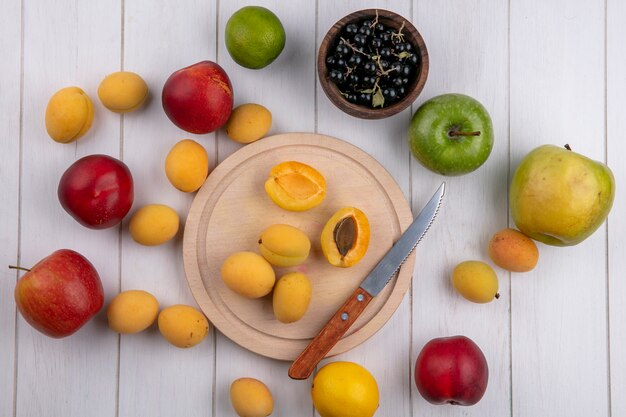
183;133;414;361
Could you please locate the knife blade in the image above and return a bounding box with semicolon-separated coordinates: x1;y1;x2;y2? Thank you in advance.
288;182;445;380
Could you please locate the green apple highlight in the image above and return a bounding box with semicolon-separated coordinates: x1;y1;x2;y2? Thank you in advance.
510;145;615;246
408;93;494;176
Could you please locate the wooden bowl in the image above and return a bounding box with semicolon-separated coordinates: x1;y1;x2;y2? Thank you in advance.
318;9;429;119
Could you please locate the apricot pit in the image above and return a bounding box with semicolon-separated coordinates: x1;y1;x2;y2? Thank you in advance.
264;161;326;211
321;207;370;268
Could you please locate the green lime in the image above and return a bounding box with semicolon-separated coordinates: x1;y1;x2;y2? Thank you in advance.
225;6;286;70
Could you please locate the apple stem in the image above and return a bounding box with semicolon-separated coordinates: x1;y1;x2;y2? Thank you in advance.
8;265;30;272
565;144;572;151
448;130;481;137
495;293;500;299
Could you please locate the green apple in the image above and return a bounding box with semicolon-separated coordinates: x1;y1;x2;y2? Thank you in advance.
408;94;494;175
510;145;615;246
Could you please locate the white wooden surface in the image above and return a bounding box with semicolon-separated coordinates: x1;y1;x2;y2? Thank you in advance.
0;1;622;416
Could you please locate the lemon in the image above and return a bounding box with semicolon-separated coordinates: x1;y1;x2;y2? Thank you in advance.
452;260;499;303
225;6;286;69
311;361;379;417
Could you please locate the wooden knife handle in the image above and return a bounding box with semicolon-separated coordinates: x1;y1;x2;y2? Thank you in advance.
288;286;373;380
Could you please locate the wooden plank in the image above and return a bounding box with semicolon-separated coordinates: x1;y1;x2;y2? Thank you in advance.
607;0;624;415
410;0;510;416
118;1;216;416
510;1;608;416
17;1;121;416
316;2;413;417
214;1;316;415
0;0;22;415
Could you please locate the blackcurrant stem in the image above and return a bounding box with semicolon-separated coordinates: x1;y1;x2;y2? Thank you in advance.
449;131;481;137
8;265;30;272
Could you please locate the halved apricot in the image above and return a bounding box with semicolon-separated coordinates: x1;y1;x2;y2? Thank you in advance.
264;161;326;211
321;207;370;268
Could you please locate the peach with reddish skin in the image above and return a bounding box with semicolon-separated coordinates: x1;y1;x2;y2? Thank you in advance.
162;60;233;134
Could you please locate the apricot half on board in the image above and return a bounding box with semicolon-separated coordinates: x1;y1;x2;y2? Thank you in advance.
264;161;326;211
321;207;370;268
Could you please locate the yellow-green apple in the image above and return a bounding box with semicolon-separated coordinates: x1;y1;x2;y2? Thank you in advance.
510;145;615;246
13;249;104;338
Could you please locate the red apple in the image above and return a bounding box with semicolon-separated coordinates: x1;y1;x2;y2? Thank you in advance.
14;249;104;338
162;60;233;134
414;335;489;406
58;154;134;229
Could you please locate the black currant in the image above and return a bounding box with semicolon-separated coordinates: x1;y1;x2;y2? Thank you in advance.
361;75;376;87
335;44;350;57
354;33;368;46
326;56;336;67
382;87;397;101
335;57;347;68
358;26;372;37
361;19;372;27
401;64;412;77
359;92;372;105
408;54;419;65
329;69;345;84
375;23;385;32
348;73;360;85
379;60;389;70
347;54;362;66
363;61;377;74
345;23;359;35
380;47;392;59
392;77;403;87
370;37;382;49
347;93;359;103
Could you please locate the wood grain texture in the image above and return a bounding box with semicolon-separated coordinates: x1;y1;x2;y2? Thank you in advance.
289;287;373;380
0;0;21;416
410;0;511;416
607;1;624;415
17;1;122;416
510;0;608;416
118;2;216;417
214;2;317;416
316;2;414;417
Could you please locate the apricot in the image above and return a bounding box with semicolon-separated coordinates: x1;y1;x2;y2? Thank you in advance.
488;228;539;272
220;252;276;298
225;103;272;144
230;377;274;417
264;161;326;211
45;86;94;143
97;71;148;113
321;207;370;268
158;305;210;348
452;261;499;303
258;224;311;267
165;139;209;192
273;272;312;323
107;290;159;334
129;204;180;246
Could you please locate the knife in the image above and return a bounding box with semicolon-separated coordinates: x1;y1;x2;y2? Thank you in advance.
288;182;446;380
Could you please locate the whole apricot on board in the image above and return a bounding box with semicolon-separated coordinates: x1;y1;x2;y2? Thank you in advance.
264;161;326;211
488;228;539;272
98;71;148;113
273;272;312;323
220;252;275;299
321;207;370;268
258;224;311;267
45;86;94;143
